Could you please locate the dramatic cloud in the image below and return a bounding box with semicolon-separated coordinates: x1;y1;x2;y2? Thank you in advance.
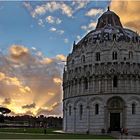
23;1;91;32
36;102;62;116
23;1;72;30
9;45;28;58
23;1;91;23
85;8;103;17
110;0;140;32
9;45;35;65
27;1;73;18
0;45;66;116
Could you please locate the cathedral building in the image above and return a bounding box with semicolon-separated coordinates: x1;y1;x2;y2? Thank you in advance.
63;7;140;134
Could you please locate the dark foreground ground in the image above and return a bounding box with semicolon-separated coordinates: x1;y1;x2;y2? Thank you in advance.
0;128;114;139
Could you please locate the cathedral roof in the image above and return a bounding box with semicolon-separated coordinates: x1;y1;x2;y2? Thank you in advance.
96;7;123;29
74;7;140;51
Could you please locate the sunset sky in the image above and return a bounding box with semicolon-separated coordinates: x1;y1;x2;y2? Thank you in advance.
0;0;139;117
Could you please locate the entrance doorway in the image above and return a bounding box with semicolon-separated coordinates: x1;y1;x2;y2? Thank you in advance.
107;97;125;131
110;113;120;131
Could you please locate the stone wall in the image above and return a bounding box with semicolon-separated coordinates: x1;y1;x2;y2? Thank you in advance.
63;94;140;134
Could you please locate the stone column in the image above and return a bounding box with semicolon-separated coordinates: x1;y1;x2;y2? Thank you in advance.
105;77;107;93
87;105;90;133
104;106;108;132
131;77;134;93
98;78;101;93
64;85;68;98
124;105;127;128
81;79;84;95
75;81;77;95
71;83;73;96
124;78;126;93
77;81;79;96
63;86;65;99
136;78;139;93
79;81;81;94
92;78;94;92
73;82;75;96
69;84;71;97
63;109;65;131
74;107;76;133
65;108;67;131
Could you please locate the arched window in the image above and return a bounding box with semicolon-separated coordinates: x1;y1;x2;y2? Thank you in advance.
112;51;117;60
136;36;138;42
69;106;71;116
84;78;88;89
72;60;74;65
95;104;99;115
129;51;133;59
96;52;100;61
82;55;85;63
79;104;83;120
113;76;118;87
132;103;136;114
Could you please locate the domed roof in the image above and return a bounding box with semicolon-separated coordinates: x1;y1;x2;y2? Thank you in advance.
74;7;140;50
96;7;123;29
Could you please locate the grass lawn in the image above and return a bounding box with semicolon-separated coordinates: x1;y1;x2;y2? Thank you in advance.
0;128;115;139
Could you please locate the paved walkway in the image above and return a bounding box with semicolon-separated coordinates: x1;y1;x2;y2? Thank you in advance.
53;130;65;133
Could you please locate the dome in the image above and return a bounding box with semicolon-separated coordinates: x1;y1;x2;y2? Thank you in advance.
75;7;140;50
84;25;138;43
96;7;123;29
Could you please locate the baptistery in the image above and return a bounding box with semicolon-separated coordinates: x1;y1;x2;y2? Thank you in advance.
63;7;140;134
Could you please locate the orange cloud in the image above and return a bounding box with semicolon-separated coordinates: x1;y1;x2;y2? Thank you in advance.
56;54;66;61
0;72;31;94
0;72;5;80
41;57;53;64
110;0;140;32
9;45;29;58
48;92;55;96
36;102;62;116
0;45;64;117
53;77;62;84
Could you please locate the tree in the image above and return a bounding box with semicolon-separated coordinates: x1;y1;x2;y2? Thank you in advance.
0;107;11;114
0;107;11;123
